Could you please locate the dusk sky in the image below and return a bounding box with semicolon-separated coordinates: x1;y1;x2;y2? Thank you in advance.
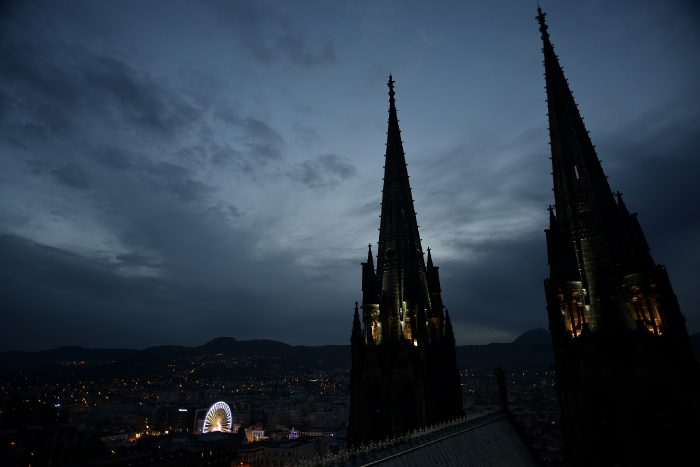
1;0;699;351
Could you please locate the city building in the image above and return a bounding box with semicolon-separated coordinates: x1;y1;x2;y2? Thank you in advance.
259;439;315;467
154;405;198;434
347;76;463;446
537;7;699;466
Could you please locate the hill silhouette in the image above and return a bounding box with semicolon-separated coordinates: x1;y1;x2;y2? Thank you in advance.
5;328;697;375
512;328;550;345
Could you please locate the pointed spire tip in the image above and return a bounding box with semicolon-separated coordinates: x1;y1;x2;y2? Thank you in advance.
387;74;396;103
536;5;548;37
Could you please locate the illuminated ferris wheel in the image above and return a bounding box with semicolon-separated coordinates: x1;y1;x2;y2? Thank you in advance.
202;401;233;433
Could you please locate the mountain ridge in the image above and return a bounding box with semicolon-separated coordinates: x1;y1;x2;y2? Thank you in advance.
2;329;697;374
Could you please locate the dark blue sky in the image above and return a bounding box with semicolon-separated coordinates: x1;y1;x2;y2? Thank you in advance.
1;0;699;350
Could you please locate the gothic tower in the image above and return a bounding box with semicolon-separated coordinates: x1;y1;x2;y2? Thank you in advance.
537;8;698;466
348;76;462;447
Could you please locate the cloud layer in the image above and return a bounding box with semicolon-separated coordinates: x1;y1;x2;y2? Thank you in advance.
1;0;699;350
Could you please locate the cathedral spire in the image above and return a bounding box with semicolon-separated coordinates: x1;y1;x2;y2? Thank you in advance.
348;76;463;447
539;6;625;332
539;6;616;224
376;74;431;342
538;10;698;465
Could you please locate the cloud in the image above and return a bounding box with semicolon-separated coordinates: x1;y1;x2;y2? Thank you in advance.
290;154;358;189
0;233;169;349
275;36;336;67
293;124;321;147
0;41;199;145
408;97;700;343
212;106;286;173
0;0;698;352
81;55;198;133
93;146;139;171
207;0;336;67
145;162;211;203
440;232;549;341
115;251;161;269
50;165;92;190
239;117;285;161
0;232;237;349
407;127;548;263
0;223;355;350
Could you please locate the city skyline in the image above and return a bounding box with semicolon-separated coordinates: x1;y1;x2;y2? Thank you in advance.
2;0;699;351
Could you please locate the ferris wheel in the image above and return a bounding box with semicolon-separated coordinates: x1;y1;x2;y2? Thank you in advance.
202;401;233;433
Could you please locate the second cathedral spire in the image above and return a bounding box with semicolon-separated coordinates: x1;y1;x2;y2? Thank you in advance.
375;75;431;343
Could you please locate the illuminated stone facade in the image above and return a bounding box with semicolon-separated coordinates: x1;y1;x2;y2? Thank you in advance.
537;8;699;466
347;76;462;447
